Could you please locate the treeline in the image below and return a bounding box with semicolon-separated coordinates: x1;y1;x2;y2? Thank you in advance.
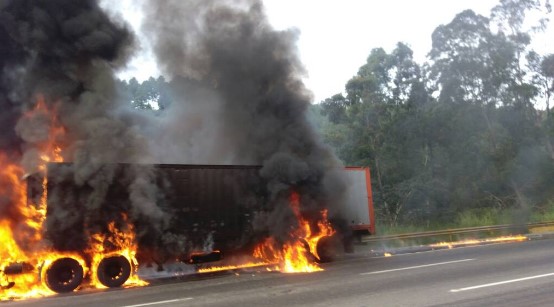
314;0;554;227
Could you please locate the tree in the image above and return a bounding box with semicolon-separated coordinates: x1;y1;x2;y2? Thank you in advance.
428;10;514;106
345;43;424;107
119;76;172;110
320;93;348;124
528;52;554;112
490;0;552;109
345;48;389;105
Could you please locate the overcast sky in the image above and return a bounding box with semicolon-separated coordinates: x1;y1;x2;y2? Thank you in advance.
113;0;553;103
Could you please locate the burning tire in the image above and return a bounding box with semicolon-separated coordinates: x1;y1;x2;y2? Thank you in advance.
96;255;131;288
44;257;84;293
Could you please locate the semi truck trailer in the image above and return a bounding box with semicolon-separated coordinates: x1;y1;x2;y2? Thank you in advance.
1;163;374;294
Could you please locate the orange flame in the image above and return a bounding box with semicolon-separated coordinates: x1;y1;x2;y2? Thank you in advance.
197;262;277;274
0;151;54;275
430;235;528;249
0;152;56;300
19;95;65;172
87;215;148;289
198;191;336;274
253;237;322;273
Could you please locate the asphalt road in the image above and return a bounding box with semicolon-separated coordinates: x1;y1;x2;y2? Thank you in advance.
4;238;554;307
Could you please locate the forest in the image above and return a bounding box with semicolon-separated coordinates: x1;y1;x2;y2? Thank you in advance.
119;0;554;232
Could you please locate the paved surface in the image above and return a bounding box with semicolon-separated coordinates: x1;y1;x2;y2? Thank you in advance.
4;237;554;307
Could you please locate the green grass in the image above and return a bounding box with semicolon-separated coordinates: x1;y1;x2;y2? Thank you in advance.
375;205;554;236
456;208;512;228
530;200;554;222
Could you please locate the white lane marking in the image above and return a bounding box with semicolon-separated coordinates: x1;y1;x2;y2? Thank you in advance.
360;259;475;275
450;272;554;293
121;297;193;307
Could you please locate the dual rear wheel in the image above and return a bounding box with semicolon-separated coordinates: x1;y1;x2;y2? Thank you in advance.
44;255;132;293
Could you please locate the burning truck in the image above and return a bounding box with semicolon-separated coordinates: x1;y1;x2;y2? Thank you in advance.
1;162;374;296
0;0;374;300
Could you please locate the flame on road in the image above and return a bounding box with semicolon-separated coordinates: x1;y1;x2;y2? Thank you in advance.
198;262;278;274
430;235;528;249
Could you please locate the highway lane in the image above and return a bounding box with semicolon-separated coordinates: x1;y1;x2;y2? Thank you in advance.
4;238;554;307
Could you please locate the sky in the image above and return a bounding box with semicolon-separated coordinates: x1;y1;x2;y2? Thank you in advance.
112;0;553;103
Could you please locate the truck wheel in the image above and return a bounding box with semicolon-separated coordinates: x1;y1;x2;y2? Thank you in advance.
97;255;131;288
44;257;84;293
315;235;341;263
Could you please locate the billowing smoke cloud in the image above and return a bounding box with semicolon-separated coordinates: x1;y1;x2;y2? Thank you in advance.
140;0;347;242
0;0;137;172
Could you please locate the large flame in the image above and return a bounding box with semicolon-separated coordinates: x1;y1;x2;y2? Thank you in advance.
252;191;335;273
0;97;71;300
0;96;146;301
198;191;336;274
87;215;148;289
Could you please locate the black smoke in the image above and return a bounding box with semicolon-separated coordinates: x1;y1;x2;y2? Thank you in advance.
140;0;347;243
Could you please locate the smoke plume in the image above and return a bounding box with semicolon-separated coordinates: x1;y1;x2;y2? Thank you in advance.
141;0;346;242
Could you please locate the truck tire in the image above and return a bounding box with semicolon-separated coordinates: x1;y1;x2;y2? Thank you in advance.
97;255;131;288
44;257;84;293
315;235;341;263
